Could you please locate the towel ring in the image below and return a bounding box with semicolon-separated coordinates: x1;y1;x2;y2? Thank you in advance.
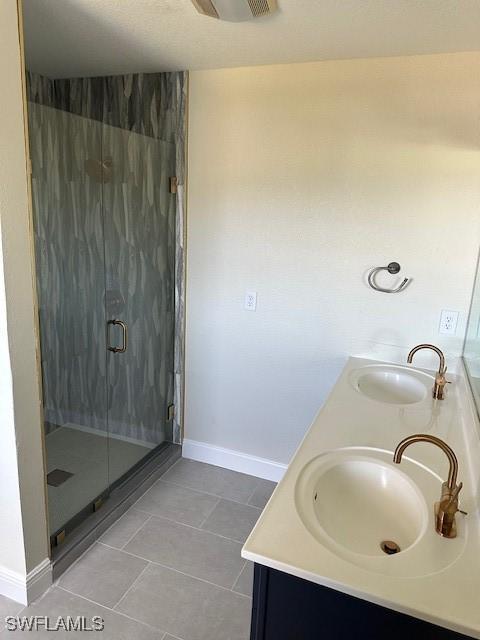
368;262;410;294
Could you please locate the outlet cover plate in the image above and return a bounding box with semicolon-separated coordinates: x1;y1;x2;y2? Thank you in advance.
439;310;459;335
245;291;257;311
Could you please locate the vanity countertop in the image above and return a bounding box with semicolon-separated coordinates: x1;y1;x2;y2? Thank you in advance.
242;356;480;638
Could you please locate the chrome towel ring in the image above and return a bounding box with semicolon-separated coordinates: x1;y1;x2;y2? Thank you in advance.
367;262;410;293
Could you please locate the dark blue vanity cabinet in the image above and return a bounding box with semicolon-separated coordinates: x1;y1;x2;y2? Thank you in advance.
250;564;473;640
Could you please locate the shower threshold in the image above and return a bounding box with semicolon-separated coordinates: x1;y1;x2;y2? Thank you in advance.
51;442;181;579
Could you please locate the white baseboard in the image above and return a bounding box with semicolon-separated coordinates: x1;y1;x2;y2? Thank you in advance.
182;439;287;482
0;557;52;605
0;566;28;605
27;558;52;604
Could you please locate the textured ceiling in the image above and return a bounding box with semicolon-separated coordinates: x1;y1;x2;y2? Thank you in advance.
22;0;480;78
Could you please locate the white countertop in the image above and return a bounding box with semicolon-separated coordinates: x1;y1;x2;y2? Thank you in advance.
242;356;480;638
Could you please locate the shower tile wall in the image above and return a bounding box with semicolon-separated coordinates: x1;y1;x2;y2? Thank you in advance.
29;102;108;435
27;71;187;446
102;126;176;445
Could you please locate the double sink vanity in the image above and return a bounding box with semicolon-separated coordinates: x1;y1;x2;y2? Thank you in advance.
243;346;480;639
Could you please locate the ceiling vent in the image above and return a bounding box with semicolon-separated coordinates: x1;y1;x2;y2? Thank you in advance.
191;0;278;22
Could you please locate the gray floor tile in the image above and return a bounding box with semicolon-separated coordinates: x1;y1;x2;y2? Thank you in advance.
0;594;23;630
134;480;219;527
99;508;151;549
163;459;259;504
124;516;244;588
201;499;261;543
59;543;148;608
233;561;254;597
116;562;251;640
248;479;277;509
3;586;164;638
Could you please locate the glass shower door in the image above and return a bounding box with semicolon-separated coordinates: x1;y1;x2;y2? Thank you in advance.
102;123;177;485
29;102;109;537
29;100;177;543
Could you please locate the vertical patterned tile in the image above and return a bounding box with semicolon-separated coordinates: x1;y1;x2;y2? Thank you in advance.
26;70;187;534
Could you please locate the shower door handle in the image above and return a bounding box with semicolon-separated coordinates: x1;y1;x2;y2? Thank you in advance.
107;319;128;353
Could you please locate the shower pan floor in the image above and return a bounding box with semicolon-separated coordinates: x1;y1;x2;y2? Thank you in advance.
46;426;155;534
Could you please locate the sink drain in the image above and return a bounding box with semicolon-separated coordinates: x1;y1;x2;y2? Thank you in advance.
380;540;401;555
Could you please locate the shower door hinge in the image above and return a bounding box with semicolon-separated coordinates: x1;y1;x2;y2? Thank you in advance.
52;529;66;547
93;497;104;512
167;404;175;421
169;176;178;194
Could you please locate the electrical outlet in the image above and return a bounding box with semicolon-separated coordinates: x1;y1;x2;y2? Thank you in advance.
245;291;257;311
439;310;459;335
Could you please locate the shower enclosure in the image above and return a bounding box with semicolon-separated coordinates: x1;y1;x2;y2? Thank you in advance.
27;72;185;546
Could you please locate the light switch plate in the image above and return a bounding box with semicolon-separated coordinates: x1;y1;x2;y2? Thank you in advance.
439;310;458;335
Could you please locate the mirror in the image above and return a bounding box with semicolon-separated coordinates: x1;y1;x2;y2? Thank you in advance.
463;253;480;414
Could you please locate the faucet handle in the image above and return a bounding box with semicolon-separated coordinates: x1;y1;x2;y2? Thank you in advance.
434;367;450;399
445;482;462;510
446;482;467;516
394;434;463;537
436;482;464;538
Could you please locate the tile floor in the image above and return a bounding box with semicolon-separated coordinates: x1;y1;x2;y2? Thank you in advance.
0;459;276;639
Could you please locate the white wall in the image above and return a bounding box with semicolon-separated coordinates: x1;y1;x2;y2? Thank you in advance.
0;0;50;602
0;230;27;584
186;53;480;468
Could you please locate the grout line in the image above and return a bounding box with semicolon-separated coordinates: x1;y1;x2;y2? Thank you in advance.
53;460;258;611
108;510;247;545
57;540;105;584
97;506;145;546
120;471;223;516
57;478;256;581
245;478;262;505
197;497;221;529
231;559;247;592
55;584;166;634
112;562;152;611
165;457;183;473
100;474;260;541
97;542;252;599
119;514;153;549
160;477;262;508
135;475;234;505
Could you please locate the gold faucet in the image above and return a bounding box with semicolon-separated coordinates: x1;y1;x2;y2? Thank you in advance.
407;344;449;400
393;434;464;538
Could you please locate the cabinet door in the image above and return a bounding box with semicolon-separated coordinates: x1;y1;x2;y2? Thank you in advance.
252;565;473;640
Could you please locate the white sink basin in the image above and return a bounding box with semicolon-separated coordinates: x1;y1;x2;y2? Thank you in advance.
308;458;424;555
349;364;434;405
295;448;465;576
